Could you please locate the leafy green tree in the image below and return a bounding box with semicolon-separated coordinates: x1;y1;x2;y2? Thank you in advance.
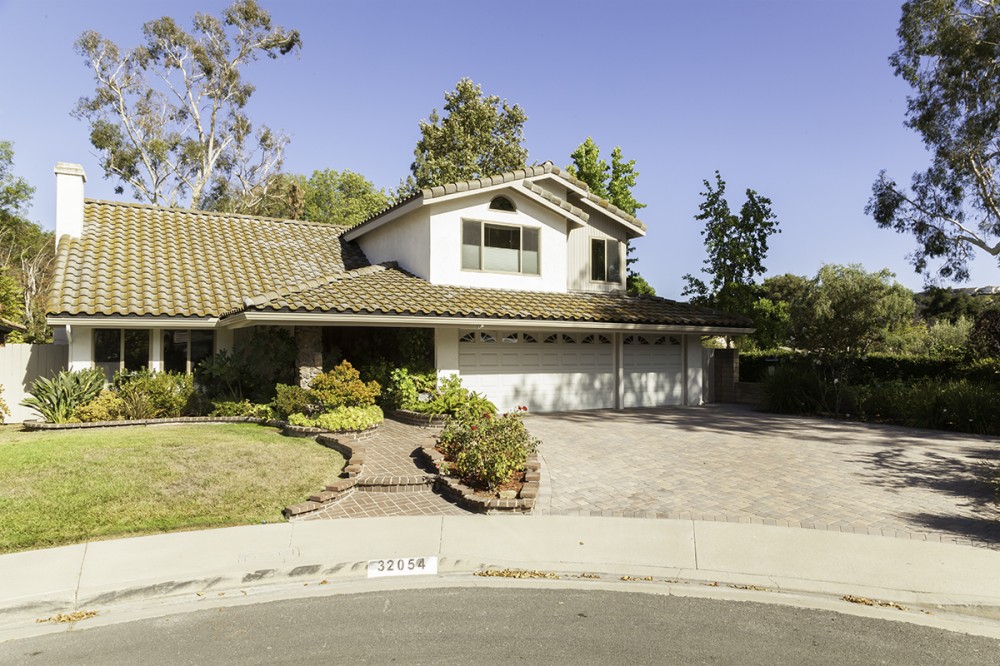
301;169;389;226
206;168;389;226
790;264;916;358
566;138;609;198
867;0;1000;280
0;141;53;342
747;273;812;349
409;78;528;190
567;138;652;295
968;310;1000;359
915;286;998;323
683;171;780;339
74;0;301;208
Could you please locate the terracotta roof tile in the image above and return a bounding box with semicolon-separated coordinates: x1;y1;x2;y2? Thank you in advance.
230;264;752;329
48;200;368;317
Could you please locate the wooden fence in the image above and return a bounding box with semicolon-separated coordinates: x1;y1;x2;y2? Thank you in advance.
0;343;68;423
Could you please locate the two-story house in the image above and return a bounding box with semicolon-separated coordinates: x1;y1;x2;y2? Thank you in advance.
47;161;751;412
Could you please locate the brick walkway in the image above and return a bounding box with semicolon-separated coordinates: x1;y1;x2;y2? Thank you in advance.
294;419;472;520
526;405;1000;548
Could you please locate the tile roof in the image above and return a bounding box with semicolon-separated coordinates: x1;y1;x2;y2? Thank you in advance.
348;162;647;236
230;264;752;329
48;200;368;317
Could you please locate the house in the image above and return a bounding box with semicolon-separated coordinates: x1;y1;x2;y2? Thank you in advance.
46;161;751;412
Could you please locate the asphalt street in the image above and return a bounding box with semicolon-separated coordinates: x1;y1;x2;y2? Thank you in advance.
3;588;998;665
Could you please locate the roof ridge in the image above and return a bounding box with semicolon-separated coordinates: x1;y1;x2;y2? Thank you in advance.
240;262;395;311
83;198;351;232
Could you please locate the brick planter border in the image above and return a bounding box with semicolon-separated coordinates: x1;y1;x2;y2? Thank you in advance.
22;416;266;431
389;409;448;428
419;446;540;514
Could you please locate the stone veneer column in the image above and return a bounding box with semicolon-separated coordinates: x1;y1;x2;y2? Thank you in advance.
295;326;323;388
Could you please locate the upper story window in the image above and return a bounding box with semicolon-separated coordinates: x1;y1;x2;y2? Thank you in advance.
489;196;516;212
591;238;622;283
462;220;539;275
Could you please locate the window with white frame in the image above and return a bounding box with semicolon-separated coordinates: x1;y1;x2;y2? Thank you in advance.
462;220;539;274
591;238;622;283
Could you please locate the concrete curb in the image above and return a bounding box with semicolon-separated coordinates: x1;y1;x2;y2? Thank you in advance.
2;517;999;641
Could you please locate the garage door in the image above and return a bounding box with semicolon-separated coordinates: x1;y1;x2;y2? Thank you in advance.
622;334;683;408
458;330;615;412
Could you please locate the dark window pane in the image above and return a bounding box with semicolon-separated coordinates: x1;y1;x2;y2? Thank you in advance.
484;225;520;271
190;331;215;369
485;225;519;250
591;239;606;281
489;196;516;211
94;329;121;363
123;329;149;371
607;240;621;283
163;330;187;373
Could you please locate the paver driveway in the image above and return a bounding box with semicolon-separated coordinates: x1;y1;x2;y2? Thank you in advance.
526;405;1000;548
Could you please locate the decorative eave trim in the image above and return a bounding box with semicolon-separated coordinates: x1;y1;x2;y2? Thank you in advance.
342;195;424;241
221;310;754;335
48;315;219;328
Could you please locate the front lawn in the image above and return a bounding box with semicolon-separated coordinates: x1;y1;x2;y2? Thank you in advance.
0;423;345;553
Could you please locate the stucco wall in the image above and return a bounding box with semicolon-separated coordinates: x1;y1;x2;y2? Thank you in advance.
355;209;431;279
427;191;569;292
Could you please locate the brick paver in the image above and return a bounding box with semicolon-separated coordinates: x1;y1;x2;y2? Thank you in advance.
526;405;1000;548
292;418;474;520
298;488;470;519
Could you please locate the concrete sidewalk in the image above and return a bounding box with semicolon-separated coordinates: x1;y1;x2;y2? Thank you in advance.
3;516;1000;642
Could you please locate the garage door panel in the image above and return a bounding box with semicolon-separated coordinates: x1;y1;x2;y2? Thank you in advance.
623;341;682;408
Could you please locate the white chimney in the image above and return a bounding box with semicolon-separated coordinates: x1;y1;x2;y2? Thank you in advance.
54;162;86;240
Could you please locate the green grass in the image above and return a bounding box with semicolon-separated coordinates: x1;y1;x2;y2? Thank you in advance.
0;423;345;553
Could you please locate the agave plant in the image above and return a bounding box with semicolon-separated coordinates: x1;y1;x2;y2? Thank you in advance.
21;368;106;423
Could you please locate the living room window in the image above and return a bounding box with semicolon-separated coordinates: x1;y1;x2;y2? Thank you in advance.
591;238;622;283
462;220;539;274
94;328;149;379
163;330;215;373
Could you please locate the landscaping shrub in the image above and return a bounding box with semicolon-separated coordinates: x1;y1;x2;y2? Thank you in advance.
271;383;318;420
288;405;383;432
380;367;437;410
758;363;828;415
115;370;196;417
968;310;1000;360
409;375;497;417
209;400;274;419
310;360;380;409
195;327;296;403
852;379;1000;435
0;385;8;424
21;368;106;423
74;389;126;422
438;407;538;491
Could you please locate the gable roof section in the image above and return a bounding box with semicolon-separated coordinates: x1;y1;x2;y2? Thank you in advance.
344;162;647;242
229;264;751;330
48;200;368;318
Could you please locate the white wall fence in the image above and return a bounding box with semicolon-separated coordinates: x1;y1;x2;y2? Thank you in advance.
0;343;69;423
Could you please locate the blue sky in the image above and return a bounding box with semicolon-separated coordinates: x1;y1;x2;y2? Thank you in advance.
1;0;997;299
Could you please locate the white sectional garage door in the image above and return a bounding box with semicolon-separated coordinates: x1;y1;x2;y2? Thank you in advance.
622;334;683;408
458;331;615;412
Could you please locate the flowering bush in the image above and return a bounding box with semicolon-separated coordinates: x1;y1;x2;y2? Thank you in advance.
438;406;537;491
310;360;381;409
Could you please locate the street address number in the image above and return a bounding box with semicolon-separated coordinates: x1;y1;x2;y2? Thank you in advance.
367;556;438;578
